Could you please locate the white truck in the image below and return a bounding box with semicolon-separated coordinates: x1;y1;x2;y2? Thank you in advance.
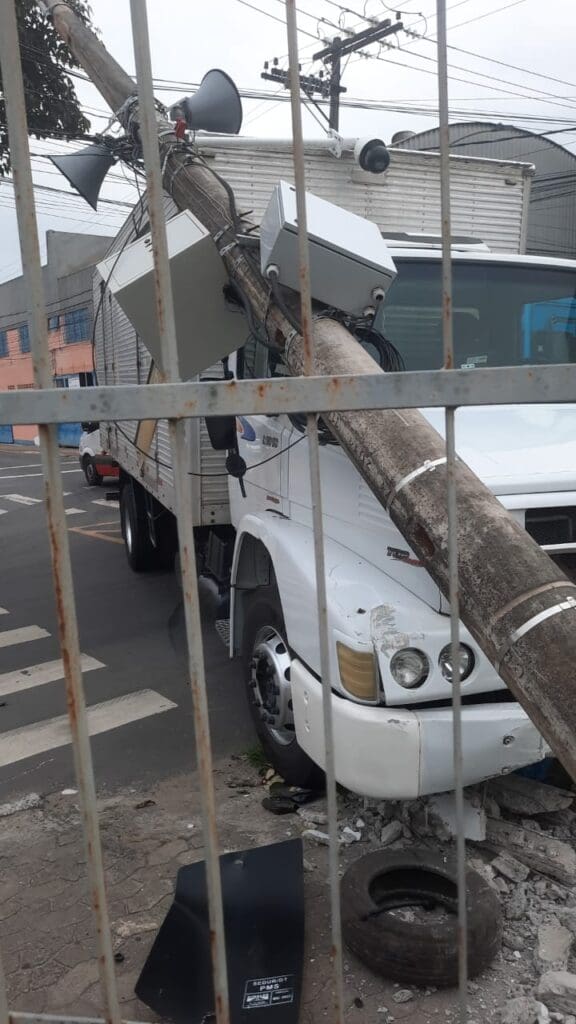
94;138;576;799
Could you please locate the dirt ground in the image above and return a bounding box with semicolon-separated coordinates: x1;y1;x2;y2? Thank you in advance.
1;755;570;1024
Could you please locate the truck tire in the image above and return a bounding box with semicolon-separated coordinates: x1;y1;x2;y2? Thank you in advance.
120;480;158;572
341;848;502;987
82;455;102;487
153;510;178;572
242;587;323;790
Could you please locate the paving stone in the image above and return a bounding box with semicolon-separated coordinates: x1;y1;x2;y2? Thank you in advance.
46;960;100;1010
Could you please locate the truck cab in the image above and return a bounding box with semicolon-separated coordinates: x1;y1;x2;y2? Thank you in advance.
228;239;576;797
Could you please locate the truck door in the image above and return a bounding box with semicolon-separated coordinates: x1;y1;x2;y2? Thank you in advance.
235;337;291;517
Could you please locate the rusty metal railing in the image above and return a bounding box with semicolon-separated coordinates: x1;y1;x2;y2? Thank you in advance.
0;2;570;1024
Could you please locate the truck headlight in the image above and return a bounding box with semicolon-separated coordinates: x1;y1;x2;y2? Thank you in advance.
390;648;429;689
439;643;474;682
337;643;378;701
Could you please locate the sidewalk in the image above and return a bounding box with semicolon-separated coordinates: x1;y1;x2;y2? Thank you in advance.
0;759;570;1023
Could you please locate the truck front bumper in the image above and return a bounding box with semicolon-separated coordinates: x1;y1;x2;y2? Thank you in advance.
291;660;548;799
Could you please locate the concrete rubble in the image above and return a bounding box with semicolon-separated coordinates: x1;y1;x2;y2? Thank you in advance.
538;971;576;1015
0;761;575;1023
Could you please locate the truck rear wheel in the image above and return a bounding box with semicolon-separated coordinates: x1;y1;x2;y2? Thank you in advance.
120;479;176;573
242;587;323;789
121;480;156;572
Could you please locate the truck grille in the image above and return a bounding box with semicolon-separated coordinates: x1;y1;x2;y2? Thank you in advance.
525;506;576;546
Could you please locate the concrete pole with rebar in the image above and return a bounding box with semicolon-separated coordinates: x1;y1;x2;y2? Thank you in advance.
40;0;576;781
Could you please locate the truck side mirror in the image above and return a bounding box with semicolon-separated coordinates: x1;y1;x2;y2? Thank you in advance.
205;415;237;451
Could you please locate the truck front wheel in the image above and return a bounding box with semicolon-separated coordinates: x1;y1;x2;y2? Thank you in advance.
242;588;323;789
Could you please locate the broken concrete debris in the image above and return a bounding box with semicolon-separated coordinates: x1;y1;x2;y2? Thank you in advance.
429;791;487;841
301;828;331;846
483;817;576;886
501;995;550;1024
0;792;42;817
392;989;414;1004
379;820;403;846
487;775;574;818
493;851;531;884
538;971;576;1016
538;921;573;966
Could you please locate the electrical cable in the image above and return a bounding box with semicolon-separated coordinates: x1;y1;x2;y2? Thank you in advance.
111;419;306;477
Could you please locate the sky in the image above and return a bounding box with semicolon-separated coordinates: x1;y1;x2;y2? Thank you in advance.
1;0;576;281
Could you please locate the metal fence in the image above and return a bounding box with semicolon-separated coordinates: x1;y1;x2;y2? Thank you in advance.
0;2;575;1024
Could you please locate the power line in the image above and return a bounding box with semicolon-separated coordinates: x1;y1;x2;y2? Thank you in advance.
232;0;320;40
391;41;576;114
448;0;528;31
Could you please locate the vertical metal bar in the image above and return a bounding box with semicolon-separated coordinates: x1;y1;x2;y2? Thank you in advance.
285;6;345;1024
128;5;230;1023
0;4;122;1022
0;954;8;1024
437;2;468;1021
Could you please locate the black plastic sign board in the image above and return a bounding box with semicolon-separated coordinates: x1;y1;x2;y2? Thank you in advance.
136;838;304;1024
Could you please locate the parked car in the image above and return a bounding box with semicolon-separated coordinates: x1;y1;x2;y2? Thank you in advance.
79;422;119;486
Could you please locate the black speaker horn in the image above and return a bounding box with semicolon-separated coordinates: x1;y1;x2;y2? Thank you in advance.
171;69;243;135
49;142;116;211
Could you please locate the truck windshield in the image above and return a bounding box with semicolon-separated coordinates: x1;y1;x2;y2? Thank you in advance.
377;259;576;371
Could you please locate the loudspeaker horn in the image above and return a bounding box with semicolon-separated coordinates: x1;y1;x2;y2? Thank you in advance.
171;69;243;135
49;142;116;211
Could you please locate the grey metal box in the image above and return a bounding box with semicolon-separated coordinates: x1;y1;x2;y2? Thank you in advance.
97;209;246;380
259;180;397;314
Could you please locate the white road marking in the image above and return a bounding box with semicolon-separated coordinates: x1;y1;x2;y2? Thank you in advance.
0;509;7;516
0;463;43;471
0;470;81;480
65;508;86;516
0;690;177;768
2;494;42;506
92;499;120;509
0;654;104;698
0;608;8;616
0;625;50;649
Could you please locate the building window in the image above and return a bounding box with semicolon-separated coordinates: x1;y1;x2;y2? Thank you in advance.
19;324;30;354
48;315;60;331
64;307;90;343
0;330;7;358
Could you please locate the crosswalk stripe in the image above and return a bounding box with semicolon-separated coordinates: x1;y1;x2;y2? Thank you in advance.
65;508;86;516
0;470;80;481
92;499;120;509
0;654;104;698
0;625;50;649
2;494;42;506
0;690;177;768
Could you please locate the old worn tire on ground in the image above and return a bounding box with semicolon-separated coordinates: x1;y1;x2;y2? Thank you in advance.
242;585;323;790
341;848;502;987
83;455;102;486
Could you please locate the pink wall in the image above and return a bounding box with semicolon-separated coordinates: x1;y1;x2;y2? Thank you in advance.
0;324;94;443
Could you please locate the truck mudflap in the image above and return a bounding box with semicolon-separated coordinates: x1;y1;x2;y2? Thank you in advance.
291;659;548;800
136;839;304;1024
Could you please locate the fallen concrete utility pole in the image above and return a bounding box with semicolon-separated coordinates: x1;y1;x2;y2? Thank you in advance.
41;0;576;781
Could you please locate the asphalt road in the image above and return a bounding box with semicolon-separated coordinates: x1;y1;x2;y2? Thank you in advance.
0;444;254;801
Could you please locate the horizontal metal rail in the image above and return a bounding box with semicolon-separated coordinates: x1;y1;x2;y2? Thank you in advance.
1;363;575;425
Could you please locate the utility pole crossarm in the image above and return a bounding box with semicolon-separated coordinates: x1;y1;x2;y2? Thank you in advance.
313;18;403;61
